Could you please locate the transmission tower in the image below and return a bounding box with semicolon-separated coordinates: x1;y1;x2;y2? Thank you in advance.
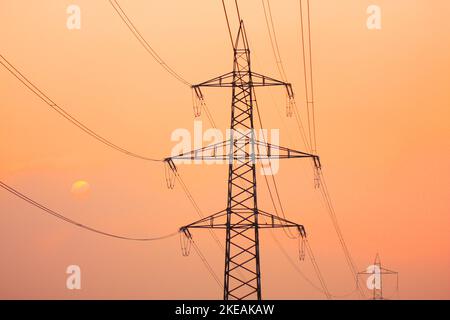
165;21;320;300
358;254;399;300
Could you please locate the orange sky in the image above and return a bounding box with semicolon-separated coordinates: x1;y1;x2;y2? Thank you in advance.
0;0;449;299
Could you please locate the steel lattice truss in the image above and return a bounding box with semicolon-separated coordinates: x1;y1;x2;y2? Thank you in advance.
165;21;318;300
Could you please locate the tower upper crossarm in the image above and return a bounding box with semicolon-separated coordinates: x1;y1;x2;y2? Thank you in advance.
192;71;294;99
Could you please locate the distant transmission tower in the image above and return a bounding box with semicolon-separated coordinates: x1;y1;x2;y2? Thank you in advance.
358;254;399;300
165;21;320;300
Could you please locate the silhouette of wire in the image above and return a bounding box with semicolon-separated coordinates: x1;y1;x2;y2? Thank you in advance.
288;112;366;298
174;172;224;251
260;1;365;298
0;180;179;241
262;217;328;297
253;97;298;239
191;240;223;290
234;0;242;22
0;54;162;162
316;169;366;298
109;0;217;128
304;239;332;299
261;0;288;82
294;10;360;291
222;0;236;49
254;92;337;299
247;46;332;298
261;0;314;152
109;0;191;86
299;0;317;153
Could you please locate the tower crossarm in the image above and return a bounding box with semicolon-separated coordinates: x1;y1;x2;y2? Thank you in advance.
180;208;306;237
165;139;320;166
192;72;294;99
358;268;398;275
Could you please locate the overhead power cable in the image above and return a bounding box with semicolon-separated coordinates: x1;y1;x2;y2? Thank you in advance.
175;170;253;283
0;180;178;241
253;97;298;239
191;240;223;290
0;54;162;162
316;169;366;298
261;0;288;82
109;0;217;128
222;0;235;49
296;0;366;298
239;9;331;298
234;0;242;22
261;0;313;152
174;172;224;251
299;0;317;153
247;42;331;298
109;0;191;86
260;0;365;298
297;1;366;297
254;89;334;299
304;239;332;299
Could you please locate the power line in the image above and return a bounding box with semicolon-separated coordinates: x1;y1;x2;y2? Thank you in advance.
316;169;366;298
227;5;331;298
0;1;364;300
261;0;313;153
109;0;218;128
296;0;366;298
304;239;332;299
254;90;356;300
260;0;365;298
254;111;331;298
254;98;298;240
174;172;224;251
261;0;288;82
266;229;325;294
246;38;332;298
1;47;223;287
234;0;242;22
254;92;333;299
0;180;178;241
191;240;223;290
258;2;333;296
170;19;318;300
299;0;317;153
222;0;235;49
0;54;162;162
1;50;224;252
109;0;191;86
238;2;352;300
227;3;322;296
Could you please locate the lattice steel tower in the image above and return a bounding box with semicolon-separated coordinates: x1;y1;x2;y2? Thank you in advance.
358;254;399;300
165;21;320;300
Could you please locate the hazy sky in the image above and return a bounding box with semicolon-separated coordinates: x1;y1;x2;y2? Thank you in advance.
0;0;449;299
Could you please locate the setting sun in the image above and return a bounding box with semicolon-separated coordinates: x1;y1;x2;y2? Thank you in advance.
70;180;90;199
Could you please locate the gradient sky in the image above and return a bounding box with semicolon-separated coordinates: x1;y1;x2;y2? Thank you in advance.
0;0;449;299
